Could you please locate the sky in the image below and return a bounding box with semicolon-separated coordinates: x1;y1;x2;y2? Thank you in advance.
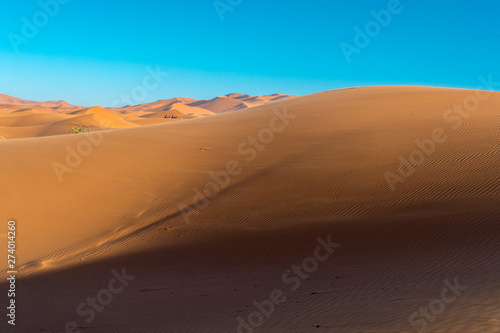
0;0;499;107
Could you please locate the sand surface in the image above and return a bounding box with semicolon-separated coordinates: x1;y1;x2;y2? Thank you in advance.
0;86;499;332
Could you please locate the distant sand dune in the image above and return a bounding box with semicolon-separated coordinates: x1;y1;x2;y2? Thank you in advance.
0;92;294;139
70;106;139;128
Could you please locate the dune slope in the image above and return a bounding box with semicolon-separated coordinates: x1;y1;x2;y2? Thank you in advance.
0;86;499;333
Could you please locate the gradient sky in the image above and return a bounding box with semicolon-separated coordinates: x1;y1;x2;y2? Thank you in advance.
0;0;499;106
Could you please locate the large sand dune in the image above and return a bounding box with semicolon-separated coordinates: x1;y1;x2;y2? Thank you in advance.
0;86;499;332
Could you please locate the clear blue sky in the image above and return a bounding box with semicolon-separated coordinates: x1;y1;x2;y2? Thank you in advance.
0;0;498;106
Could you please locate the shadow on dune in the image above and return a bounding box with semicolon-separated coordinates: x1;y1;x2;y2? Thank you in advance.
2;210;499;332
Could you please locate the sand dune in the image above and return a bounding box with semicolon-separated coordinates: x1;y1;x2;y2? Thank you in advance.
139;103;211;119
0;93;78;109
188;95;249;113
0;112;70;126
0;105;40;114
162;103;215;117
0;92;292;139
70;106;140;129
108;97;199;116
0;106;139;139
186;93;297;113
108;93;297;117
0;86;499;332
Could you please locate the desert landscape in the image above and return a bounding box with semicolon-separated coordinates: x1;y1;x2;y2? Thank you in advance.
2;0;500;331
1;85;499;332
0;92;296;139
